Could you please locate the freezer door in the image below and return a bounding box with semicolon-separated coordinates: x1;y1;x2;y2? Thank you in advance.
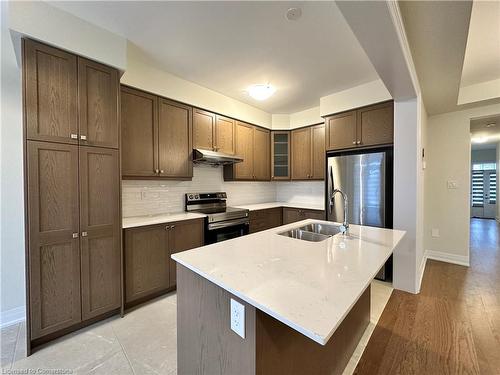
327;152;386;227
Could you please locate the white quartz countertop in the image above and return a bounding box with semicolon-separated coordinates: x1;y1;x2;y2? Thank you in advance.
172;220;405;345
122;212;206;229
233;202;325;211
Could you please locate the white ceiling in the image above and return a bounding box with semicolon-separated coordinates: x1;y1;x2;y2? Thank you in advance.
461;1;500;87
48;1;379;114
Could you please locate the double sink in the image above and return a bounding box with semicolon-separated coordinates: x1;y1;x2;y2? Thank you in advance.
278;223;343;242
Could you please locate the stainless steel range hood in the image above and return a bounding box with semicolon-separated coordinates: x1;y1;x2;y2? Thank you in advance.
193;149;243;166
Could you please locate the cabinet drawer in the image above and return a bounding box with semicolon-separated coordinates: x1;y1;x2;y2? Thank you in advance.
249;208;282;233
282;208;325;224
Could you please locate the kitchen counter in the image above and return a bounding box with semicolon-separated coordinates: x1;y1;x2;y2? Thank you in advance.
172;219;405;345
233;201;325;211
122;212;206;229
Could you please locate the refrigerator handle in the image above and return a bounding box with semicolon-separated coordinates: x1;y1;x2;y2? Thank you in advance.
328;166;334;214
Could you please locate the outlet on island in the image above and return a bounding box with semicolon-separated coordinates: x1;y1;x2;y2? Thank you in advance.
230;298;245;339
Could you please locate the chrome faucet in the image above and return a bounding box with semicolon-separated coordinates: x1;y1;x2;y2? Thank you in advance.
330;189;349;235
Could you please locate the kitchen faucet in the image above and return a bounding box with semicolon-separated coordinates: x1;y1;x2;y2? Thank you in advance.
330;189;349;235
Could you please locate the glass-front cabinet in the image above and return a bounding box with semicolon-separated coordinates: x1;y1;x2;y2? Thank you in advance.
271;131;290;180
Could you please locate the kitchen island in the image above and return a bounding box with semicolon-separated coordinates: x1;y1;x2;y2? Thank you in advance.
172;220;405;375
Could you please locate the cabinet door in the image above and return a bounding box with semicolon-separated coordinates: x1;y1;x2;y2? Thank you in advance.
78;58;119;149
168;219;204;287
271;132;290;180
121;86;158;177
249;208;283;233
124;225;169;303
79;147;121;320
303;209;325;220
215;115;235;154
234;121;254;179
282;208;303;225
193;109;215;151
325;111;356;151
24;39;78;144
158;98;193;178
311;124;325;180
291;127;311;180
253;127;271;180
357;102;394;147
27;141;81;339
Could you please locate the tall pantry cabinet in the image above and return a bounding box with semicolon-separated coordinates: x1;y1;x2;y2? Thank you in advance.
23;39;121;352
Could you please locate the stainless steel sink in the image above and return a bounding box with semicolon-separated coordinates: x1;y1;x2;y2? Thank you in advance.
278;229;330;242
298;223;343;236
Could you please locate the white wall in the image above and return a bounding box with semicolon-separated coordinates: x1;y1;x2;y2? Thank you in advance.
497;143;500;222
289;106;323;128
424;103;500;266
122;43;272;128
319;80;392;116
0;1;26;326
8;1;127;70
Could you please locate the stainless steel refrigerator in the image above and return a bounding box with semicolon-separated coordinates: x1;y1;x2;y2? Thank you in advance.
326;147;393;280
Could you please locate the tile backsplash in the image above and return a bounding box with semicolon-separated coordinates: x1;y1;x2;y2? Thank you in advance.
122;164;325;217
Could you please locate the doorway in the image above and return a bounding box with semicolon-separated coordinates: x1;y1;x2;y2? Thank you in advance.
470;115;499;221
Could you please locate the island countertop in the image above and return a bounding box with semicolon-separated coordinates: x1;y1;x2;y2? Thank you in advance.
172;220;405;345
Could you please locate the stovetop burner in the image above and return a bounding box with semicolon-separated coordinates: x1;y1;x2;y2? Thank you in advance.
185;192;249;223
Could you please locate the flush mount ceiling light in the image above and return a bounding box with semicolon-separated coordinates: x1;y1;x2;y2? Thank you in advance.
247;84;276;101
486;122;497;128
471;136;489;143
286;7;302;21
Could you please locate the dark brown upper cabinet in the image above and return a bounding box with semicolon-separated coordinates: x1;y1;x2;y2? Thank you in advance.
271;131;290;180
24;39;78;145
215;115;235;154
193;109;215;151
121;85;193;179
78;58;119;149
193;109;236;155
325;101;393;151
157;98;193;178
253;127;271;180
121;86;158;177
79;146;121;320
291;124;325;180
224;121;270;181
24;40;119;148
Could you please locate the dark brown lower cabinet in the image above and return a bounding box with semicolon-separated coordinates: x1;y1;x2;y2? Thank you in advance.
27;142;121;343
249;208;283;233
124;218;204;305
282;207;325;224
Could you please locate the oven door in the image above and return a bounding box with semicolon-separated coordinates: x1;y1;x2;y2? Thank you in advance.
205;218;250;244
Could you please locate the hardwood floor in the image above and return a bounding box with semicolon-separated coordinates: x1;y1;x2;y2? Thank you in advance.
355;218;500;374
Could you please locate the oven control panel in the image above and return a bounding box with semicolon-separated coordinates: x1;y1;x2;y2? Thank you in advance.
186;192;227;201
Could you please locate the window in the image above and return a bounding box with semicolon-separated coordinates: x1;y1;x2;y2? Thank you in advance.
490;173;497;204
472;170;485;207
472;162;496;171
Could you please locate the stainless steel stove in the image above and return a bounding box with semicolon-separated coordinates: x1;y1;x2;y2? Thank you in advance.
185;192;249;244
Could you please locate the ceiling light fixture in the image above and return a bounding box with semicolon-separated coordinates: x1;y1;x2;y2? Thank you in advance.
286;7;302;21
247;84;276;101
471;136;489;144
486;123;497;128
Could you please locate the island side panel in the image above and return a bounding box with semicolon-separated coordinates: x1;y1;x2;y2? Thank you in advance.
255;285;371;375
176;264;257;375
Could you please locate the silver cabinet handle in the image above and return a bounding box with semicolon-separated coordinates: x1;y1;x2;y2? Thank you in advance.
72;233;79;238
160;170;164;174
352;141;356;145
70;134;78;140
155;169;159;174
170;225;175;229
80;135;87;141
165;225;170;230
81;231;88;237
357;140;361;145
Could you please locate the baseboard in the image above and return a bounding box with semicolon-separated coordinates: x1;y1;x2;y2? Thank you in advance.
425;250;470;267
0;306;26;329
416;255;427;293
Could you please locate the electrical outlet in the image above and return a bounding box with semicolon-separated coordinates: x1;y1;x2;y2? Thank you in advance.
230;298;245;339
431;228;440;238
447;180;458;189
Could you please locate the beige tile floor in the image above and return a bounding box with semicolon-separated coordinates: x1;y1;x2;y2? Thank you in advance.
1;281;392;375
